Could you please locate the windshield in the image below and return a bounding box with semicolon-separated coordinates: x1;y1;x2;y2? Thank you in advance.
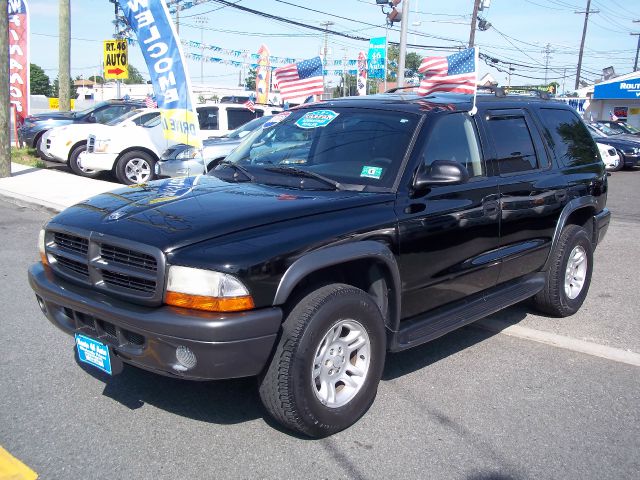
617;122;640;134
592;123;619;136
226;115;272;139
106;109;144;126
74;101;108;117
587;125;605;138
215;107;420;191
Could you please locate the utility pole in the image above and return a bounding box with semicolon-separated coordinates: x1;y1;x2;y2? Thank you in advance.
632;21;640;71
542;43;553;84
468;0;481;48
342;48;348;97
320;21;334;97
195;16;208;84
1;0;10;177
575;0;598;90
397;0;410;87
59;0;71;111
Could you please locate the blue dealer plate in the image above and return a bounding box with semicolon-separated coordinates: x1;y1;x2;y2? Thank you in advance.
75;334;112;375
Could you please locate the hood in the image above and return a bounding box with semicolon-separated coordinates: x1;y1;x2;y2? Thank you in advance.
27;111;77;122
49;175;392;252
596;136;640;150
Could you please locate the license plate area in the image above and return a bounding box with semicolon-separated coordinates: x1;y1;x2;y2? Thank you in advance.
75;333;113;375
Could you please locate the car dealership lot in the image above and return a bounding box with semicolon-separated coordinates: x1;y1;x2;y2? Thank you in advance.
0;170;638;479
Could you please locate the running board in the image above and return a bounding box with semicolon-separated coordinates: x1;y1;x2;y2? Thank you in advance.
390;273;546;352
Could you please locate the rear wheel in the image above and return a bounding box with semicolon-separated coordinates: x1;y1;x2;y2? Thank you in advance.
115;151;156;185
68;143;101;178
532;224;593;317
259;283;386;438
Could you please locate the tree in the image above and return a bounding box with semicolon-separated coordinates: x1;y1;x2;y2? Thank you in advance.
51;76;76;99
386;45;423;82
30;63;51;96
88;75;105;84
123;64;145;84
244;68;257;91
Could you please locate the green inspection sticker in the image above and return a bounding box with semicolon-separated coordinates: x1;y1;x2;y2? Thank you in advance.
360;166;383;179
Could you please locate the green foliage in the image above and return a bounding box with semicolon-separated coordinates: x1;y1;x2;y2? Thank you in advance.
245;68;257;91
88;75;105;84
123;64;145;84
51;76;77;99
10;147;46;168
386;45;423;82
30;64;51;96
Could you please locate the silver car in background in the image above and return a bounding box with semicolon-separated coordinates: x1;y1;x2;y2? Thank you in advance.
156;115;273;178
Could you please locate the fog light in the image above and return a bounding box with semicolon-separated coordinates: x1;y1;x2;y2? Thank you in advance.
174;345;197;371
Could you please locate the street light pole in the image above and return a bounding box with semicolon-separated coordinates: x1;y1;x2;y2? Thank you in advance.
397;0;410;87
575;0;598;90
320;21;334;98
195;16;208;84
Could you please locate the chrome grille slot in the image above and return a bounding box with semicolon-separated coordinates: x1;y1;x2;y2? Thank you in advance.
53;255;90;278
54;232;88;256
100;244;157;272
87;135;96;153
101;269;156;293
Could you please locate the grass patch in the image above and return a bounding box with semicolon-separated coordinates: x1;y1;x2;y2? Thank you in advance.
10;147;46;168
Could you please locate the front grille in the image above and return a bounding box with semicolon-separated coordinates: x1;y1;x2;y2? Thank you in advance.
46;138;51;148
101;244;157;272
45;228;164;305
64;308;146;348
54;232;88;256
87;135;96;153
98;320;118;339
102;270;156;293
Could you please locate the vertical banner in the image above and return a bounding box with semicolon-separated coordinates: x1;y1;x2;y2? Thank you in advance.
7;0;30;127
118;0;201;148
357;51;367;96
255;44;270;105
367;37;386;80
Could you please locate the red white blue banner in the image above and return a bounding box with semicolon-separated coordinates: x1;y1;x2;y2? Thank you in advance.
7;0;30;126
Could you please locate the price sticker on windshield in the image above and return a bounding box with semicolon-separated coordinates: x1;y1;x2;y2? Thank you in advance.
263;111;291;128
295;110;339;129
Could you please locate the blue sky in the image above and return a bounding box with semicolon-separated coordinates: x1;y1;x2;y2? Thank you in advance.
26;0;640;93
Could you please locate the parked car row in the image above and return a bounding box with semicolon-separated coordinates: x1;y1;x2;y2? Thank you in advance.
19;101;281;184
586;122;640;171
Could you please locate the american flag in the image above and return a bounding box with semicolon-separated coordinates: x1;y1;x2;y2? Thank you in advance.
145;94;157;108
274;56;324;101
417;47;477;97
244;99;255;112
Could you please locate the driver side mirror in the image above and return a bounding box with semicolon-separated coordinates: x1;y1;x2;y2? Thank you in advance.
413;159;469;189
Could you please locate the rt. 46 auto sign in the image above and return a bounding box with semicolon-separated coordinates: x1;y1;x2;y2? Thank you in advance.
103;39;129;80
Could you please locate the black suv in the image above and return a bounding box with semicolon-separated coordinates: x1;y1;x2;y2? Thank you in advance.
18;99;145;158
29;93;610;438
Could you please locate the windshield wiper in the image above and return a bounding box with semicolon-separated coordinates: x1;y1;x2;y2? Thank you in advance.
217;161;256;182
264;166;343;190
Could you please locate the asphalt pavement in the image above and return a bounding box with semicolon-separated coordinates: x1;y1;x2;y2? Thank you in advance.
0;168;638;479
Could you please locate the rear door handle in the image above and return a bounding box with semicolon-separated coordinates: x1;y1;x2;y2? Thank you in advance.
555;189;568;202
483;200;500;216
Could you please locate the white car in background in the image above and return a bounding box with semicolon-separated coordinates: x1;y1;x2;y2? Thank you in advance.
596;141;622;171
42;108;160;177
196;103;282;138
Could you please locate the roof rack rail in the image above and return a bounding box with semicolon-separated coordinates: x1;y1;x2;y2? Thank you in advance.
503;87;551;100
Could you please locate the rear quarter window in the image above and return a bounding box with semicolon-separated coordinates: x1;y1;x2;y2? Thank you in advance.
539;108;599;167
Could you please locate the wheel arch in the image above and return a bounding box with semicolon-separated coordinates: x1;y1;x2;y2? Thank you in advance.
67;140;87;162
273;241;401;333
543;197;597;271
114;146;159;170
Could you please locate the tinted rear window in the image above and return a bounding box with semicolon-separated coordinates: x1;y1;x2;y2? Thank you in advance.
539;108;599;167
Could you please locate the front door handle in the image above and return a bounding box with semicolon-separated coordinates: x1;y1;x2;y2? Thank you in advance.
482;200;500;216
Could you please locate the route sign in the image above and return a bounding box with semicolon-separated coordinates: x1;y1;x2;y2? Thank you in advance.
103;40;129;80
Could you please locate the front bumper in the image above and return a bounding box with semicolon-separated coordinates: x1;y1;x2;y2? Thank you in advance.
29;263;282;380
80;152;119;172
620;152;640;168
156;158;205;178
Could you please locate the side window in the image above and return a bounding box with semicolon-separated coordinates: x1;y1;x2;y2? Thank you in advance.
486;115;538;174
134;112;159;125
421;113;484;177
538;108;599;167
227;109;257;130
93;105;129;123
197;107;219;130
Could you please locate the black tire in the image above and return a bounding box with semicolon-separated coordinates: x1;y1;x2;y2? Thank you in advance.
35;132;48;160
612;151;625;171
206;157;225;172
259;283;386;438
115;151;156;185
532;224;593;317
68;143;101;178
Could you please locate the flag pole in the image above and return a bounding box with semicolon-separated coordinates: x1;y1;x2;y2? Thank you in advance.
469;47;478;116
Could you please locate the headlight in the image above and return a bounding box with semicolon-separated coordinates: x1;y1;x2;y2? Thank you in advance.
175;147;201;160
38;229;48;265
94;138;111;153
164;265;254;312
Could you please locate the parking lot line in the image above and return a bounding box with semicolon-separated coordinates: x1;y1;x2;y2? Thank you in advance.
476;319;640;367
0;446;38;480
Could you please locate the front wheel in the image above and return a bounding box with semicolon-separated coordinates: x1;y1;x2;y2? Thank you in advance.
532;224;593;317
115;151;156;185
610;151;625;171
68;144;101;178
259;284;386;438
